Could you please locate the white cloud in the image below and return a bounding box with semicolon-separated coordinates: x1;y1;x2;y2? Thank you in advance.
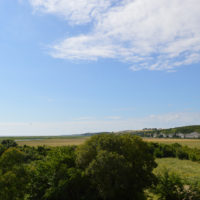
0;112;200;136
29;0;114;24
30;0;200;71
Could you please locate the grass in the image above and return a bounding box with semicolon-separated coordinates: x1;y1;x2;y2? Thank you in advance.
154;158;200;184
144;138;200;148
1;135;200;148
17;137;89;146
0;135;86;140
146;158;200;200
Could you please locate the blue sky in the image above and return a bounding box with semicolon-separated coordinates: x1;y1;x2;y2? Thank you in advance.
0;0;200;136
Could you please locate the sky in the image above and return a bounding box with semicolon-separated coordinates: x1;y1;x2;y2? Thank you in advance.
0;0;200;136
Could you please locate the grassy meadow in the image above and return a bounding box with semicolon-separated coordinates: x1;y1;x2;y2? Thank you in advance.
147;157;200;199
154;158;200;184
10;136;200;148
143;138;200;148
16;137;89;146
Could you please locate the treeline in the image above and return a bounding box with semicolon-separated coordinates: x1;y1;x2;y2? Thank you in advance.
161;125;200;134
0;135;200;200
149;142;200;161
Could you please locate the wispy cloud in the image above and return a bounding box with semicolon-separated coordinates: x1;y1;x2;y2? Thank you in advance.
105;116;121;120
1;112;200;136
29;0;200;71
29;0;114;24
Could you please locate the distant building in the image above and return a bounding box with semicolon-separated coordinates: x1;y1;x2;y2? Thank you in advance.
177;133;185;138
185;132;200;139
168;134;173;138
143;128;157;131
153;133;158;138
146;130;200;139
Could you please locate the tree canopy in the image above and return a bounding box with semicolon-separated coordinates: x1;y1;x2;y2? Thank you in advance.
76;134;157;200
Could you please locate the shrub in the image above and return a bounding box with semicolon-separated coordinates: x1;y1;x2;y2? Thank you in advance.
153;169;185;200
1;140;17;148
153;170;200;200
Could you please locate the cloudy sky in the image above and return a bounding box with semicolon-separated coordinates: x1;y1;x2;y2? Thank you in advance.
0;0;200;135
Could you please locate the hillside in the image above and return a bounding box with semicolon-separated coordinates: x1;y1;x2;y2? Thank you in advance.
116;125;200;138
161;125;200;134
80;125;200;138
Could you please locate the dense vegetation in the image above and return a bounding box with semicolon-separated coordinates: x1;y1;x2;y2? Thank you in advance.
160;125;200;134
0;135;200;200
155;158;200;184
148;142;200;161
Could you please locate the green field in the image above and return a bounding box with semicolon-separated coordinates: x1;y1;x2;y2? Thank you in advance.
13;137;200;148
144;138;200;148
2;135;200;148
16;137;89;146
154;158;200;184
146;158;200;200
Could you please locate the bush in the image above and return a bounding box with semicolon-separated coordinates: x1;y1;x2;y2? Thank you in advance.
153;170;200;200
150;142;200;163
176;148;189;160
153;169;185;200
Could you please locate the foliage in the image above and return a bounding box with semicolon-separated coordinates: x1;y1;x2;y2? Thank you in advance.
153;169;185;200
0;139;17;149
0;148;29;200
154;158;200;185
148;142;200;163
158;125;200;135
0;144;6;156
0;135;200;200
153;169;200;200
76;134;157;200
27;146;95;200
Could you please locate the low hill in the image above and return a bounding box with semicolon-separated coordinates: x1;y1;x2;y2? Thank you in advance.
116;125;200;138
161;125;200;134
81;125;200;137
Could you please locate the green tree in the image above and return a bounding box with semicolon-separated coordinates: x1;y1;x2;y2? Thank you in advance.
0;148;28;200
0;144;6;156
0;148;25;172
1;139;17;149
28;146;90;200
76;134;157;200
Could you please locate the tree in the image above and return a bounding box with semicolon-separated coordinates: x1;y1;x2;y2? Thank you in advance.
1;140;17;149
28;146;89;200
76;134;157;200
0;148;28;200
0;148;25;172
